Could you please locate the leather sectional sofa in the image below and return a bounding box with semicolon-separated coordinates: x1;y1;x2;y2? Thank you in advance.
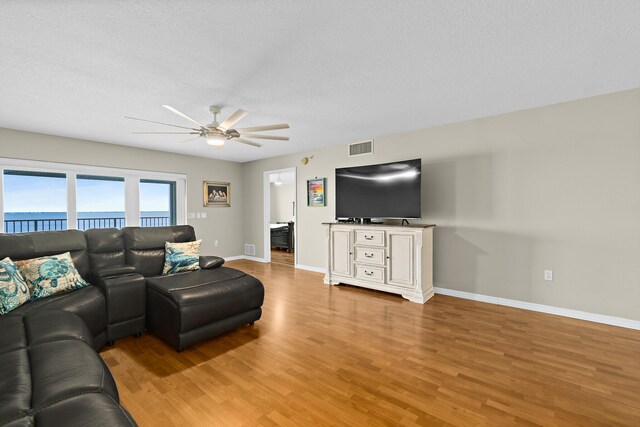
0;225;265;426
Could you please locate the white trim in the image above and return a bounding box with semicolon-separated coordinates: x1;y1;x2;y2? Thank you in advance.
0;156;187;231
223;255;245;261
0;168;4;227
434;287;640;331
295;264;326;273
243;255;268;263
66;173;77;229
0;157;186;182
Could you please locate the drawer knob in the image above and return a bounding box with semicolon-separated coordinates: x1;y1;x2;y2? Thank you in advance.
364;235;374;240
365;270;374;276
365;253;374;258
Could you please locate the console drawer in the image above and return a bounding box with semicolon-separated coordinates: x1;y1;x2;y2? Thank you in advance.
354;229;385;246
354;265;385;283
354;247;385;266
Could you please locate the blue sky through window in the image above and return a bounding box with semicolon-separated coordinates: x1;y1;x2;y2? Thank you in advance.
4;174;171;213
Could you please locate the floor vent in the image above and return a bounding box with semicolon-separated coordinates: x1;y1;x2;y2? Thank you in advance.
244;244;256;256
348;139;374;157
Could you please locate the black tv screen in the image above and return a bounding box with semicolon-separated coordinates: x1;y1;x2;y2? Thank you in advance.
335;159;422;219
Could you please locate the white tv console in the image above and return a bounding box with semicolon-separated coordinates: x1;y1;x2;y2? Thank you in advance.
323;223;435;303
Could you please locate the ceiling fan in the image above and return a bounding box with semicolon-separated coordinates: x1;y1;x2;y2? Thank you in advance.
124;105;289;148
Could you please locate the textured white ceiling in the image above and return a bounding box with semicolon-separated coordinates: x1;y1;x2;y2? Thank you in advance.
1;1;639;163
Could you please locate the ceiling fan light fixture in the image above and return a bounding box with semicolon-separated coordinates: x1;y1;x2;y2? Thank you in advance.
206;132;226;146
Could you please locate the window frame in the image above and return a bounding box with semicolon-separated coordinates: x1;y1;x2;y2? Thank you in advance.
0;157;186;232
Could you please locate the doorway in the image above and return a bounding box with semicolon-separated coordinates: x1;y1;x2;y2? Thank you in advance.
263;168;297;266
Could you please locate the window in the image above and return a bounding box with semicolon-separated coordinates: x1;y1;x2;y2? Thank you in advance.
3;170;68;233
1;158;185;234
139;180;176;227
76;175;126;230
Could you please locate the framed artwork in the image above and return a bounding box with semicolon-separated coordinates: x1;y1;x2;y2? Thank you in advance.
307;178;326;207
203;181;230;207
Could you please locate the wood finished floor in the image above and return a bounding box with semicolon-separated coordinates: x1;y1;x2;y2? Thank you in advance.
101;260;640;426
270;249;294;266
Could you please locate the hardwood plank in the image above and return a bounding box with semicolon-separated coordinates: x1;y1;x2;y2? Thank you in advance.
101;260;640;426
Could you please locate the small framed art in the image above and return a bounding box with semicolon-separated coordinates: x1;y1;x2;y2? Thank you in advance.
204;181;230;207
307;178;326;207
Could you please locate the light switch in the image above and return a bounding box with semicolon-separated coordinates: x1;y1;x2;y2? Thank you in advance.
196;213;201;219
187;212;196;219
201;212;207;219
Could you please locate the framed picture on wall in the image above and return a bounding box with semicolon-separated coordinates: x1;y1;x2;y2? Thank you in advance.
203;181;230;207
307;178;326;207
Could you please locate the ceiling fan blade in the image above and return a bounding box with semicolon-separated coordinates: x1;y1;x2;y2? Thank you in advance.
132;131;200;134
178;136;202;144
123;116;198;131
239;133;289;141
235;123;289;132
218;109;248;130
162;105;208;129
235;138;262;148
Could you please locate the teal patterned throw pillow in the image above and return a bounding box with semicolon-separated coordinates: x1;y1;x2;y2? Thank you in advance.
0;257;31;315
16;252;90;301
162;240;202;275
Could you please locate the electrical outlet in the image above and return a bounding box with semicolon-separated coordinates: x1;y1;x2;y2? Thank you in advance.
214;239;219;247
187;212;195;219
544;270;553;281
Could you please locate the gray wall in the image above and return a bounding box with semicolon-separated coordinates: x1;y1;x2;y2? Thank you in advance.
0;128;244;257
242;88;640;320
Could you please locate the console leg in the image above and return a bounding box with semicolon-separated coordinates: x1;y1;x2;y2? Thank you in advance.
134;332;142;338
177;348;184;353
249;321;255;326
107;341;115;347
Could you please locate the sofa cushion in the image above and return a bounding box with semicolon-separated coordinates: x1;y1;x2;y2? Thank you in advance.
30;340;119;409
0;257;30;315
162;240;201;275
15;252;89;301
123;225;196;277
0;230;90;281
0;349;31;423
34;393;137;427
146;267;265;332
9;286;107;340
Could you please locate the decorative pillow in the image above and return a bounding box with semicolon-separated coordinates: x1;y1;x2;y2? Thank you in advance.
0;257;31;315
162;240;202;275
16;252;90;301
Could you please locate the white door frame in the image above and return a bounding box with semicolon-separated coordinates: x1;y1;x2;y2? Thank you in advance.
263;167;297;264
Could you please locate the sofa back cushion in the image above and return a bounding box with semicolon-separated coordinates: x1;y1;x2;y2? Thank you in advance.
123;226;196;277
85;228;126;277
0;230;90;281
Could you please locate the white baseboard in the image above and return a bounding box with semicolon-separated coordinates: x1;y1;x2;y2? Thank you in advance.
224;255;268;263
434;287;640;331
295;264;326;273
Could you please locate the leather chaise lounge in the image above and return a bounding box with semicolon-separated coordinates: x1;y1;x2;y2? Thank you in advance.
123;226;265;352
0;225;265;426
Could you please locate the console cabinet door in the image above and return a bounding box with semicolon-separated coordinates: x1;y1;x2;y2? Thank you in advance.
330;229;353;277
387;232;414;288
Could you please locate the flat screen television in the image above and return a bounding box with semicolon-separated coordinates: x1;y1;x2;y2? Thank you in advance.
335;158;422;219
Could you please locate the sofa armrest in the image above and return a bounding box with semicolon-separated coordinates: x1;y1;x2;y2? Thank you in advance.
94;265;137;279
200;256;225;269
93;273;146;341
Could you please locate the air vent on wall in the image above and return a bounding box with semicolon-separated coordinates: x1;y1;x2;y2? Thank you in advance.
348;139;374;157
244;244;256;256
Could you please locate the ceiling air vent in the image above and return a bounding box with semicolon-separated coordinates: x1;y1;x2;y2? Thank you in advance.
348;140;374;157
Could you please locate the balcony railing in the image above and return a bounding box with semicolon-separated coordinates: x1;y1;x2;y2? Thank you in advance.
3;216;171;233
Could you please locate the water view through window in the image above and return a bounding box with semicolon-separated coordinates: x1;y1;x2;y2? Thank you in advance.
3;171;175;233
